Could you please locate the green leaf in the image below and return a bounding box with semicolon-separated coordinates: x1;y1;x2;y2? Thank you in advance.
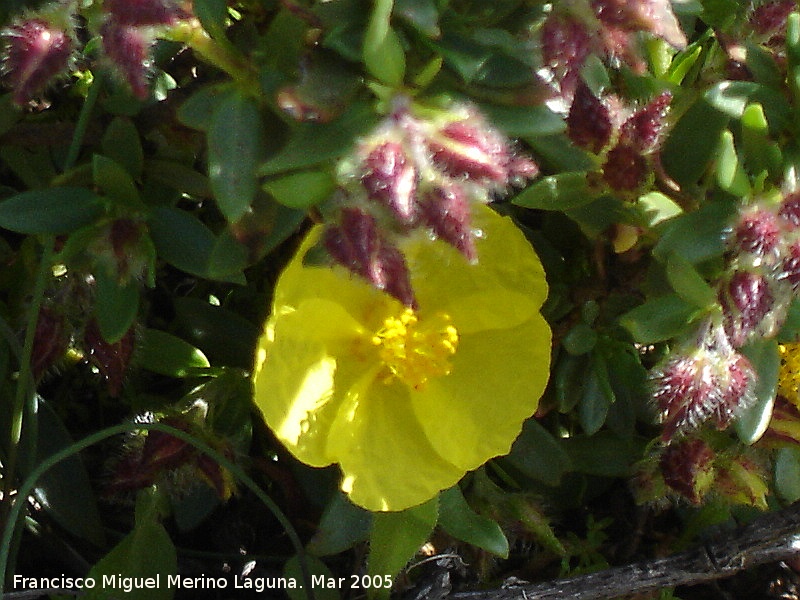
661;97;730;188
0;187;103;234
512;172;594;211
579;352;615;435
504;418;573;486
480;104;565;137
138;328;210;377
93;154;143;208
259;102;376;175
172;297;260;369
368;497;437;590
560;432;647;478
94;268;139;344
207;229;248;283
145;159;211;198
619;293;699;344
208;90;264;223
715;129;751;196
193;0;228;41
149;206;241;283
101;117;144;178
84;519;177;600
665;253;717;309
555;353;588;413
285;554;341;600
265;170;337;209
177;84;227;131
741;103;783;180
439;487;508;557
363;0;405;86
653;199;738;264
563;322;598;355
736;339;779;445
395;0;439;37
26;398;105;547
775;447;800;503
189;370;253;451
307;493;372;556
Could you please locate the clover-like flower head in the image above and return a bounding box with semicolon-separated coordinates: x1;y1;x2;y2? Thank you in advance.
253;205;551;511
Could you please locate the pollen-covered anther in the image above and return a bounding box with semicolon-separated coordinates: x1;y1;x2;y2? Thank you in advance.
372;309;459;391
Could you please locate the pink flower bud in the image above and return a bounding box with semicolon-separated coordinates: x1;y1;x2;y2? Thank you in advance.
566;82;612;154
427;118;510;184
592;0;687;49
651;352;717;441
619;91;672;153
602;142;648;192
31;306;70;381
540;14;592;97
101;21;151;100
731;205;782;257
782;238;800;291
711;352;756;431
361;141;418;225
659;437;715;504
719;270;775;347
104;0;186;26
323;208;416;307
83;319;136;397
779;192;800;229
421;184;477;263
2;18;72;106
750;0;795;36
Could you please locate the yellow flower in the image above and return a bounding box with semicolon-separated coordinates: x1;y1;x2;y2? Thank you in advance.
252;206;551;511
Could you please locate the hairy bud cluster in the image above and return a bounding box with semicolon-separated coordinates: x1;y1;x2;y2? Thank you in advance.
1;15;74;106
566;82;672;195
323;100;538;306
540;0;686;97
650;321;756;442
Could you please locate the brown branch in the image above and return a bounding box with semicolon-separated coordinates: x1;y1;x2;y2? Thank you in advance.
449;502;800;600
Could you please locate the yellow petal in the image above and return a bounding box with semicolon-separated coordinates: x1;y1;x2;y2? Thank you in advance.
328;378;461;511
253;298;366;467
412;313;551;470
407;205;548;334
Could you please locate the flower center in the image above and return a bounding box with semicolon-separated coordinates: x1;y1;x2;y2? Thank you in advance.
372;308;459;390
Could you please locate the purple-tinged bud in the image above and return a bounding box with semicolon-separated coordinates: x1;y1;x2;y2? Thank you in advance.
659;437;715;504
750;0;795;36
361;141;418;225
83;319;136;397
779;192;800;229
324;208;416;307
31;306;70;381
719;270;775;348
602;142;648;192
567;82;612;154
2;19;73;106
104;0;186;26
782;238;800;291
711;352;756;431
101;21;151;100
619;91;672;153
541;14;592;96
592;0;687;49
421;184;477;263
651;352;717;441
731;206;782;257
427;119;511;184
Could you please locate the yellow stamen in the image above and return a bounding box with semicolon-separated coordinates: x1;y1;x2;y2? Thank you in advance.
372;308;459;391
778;343;800;406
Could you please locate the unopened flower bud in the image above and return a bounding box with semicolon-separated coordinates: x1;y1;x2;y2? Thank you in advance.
421;184;477;263
602;142;648;192
101;21;151;99
2;18;73;106
715;455;769;509
103;0;186;27
323;208;415;307
619;92;672;153
592;0;687;49
541;14;592;96
659;437;715;504
567;82;612;154
782;239;800;292
750;0;795;37
31;306;70;381
361;141;418;225
427;117;511;184
719;270;776;347
779;192;800;229
83;319;136;397
731;205;782;258
711;352;756;431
